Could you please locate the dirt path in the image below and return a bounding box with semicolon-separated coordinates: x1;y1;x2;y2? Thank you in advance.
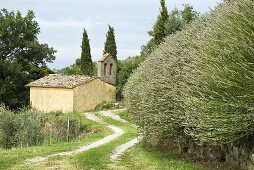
25;109;141;166
98;110;142;162
110;136;142;162
25;112;123;164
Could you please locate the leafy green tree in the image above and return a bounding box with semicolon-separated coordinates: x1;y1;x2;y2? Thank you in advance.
153;0;169;46
140;4;198;62
181;4;199;24
104;25;117;60
116;56;139;100
0;9;55;109
164;8;183;36
59;64;82;75
80;29;93;76
59;58;97;76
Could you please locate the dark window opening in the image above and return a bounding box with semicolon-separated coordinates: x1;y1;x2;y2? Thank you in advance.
109;63;113;75
104;63;107;76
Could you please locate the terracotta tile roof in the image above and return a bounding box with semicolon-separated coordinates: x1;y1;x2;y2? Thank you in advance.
26;74;96;89
98;53;112;62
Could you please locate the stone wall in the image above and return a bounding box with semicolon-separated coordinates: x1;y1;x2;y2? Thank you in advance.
178;137;254;170
73;79;116;112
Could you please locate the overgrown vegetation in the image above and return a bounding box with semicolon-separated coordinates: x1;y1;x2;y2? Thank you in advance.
0;106;86;149
124;0;254;146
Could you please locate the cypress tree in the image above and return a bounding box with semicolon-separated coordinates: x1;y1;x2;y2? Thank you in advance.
153;0;169;46
104;25;117;60
80;29;93;76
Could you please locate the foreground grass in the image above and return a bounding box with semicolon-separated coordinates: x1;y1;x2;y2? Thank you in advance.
110;142;203;170
0;115;112;170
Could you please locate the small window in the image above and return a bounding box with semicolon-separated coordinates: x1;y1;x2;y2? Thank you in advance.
104;63;107;76
109;63;113;75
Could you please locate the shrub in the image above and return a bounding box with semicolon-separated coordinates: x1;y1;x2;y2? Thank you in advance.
0;106;85;149
14;109;46;147
0;106;17;149
45;112;82;142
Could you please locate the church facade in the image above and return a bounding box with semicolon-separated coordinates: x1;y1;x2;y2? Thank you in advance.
26;53;116;113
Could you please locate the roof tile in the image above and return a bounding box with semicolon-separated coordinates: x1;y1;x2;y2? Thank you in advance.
26;74;96;88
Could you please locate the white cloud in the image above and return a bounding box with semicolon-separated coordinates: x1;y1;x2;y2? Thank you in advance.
35;17;94;29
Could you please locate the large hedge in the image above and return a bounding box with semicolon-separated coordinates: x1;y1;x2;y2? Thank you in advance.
124;0;254;144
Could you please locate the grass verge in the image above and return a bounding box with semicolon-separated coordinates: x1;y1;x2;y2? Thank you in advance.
112;141;242;170
0;115;112;170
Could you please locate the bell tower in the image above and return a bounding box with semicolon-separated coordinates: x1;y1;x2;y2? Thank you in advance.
97;53;116;85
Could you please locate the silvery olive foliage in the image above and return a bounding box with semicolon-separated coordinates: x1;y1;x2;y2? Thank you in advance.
0;106;84;149
124;0;254;144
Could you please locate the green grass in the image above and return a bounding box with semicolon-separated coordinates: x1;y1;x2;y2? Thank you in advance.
0;115;113;170
112;142;241;170
110;142;204;170
113;109;134;123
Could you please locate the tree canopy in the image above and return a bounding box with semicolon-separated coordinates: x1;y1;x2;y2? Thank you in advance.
0;9;55;109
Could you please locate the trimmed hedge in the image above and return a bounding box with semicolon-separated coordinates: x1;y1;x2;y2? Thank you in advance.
124;0;254;145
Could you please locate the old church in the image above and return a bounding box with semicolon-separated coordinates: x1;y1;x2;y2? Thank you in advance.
26;53;116;113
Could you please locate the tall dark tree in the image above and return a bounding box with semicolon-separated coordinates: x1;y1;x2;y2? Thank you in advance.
104;25;117;60
0;9;55;109
80;29;93;76
153;0;169;46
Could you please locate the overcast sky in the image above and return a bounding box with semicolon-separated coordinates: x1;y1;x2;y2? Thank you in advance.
1;0;221;69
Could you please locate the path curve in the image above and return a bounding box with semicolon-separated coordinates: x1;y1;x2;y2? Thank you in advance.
25;113;123;164
98;110;142;162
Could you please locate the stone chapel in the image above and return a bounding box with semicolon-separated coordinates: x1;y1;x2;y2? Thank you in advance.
26;53;116;112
